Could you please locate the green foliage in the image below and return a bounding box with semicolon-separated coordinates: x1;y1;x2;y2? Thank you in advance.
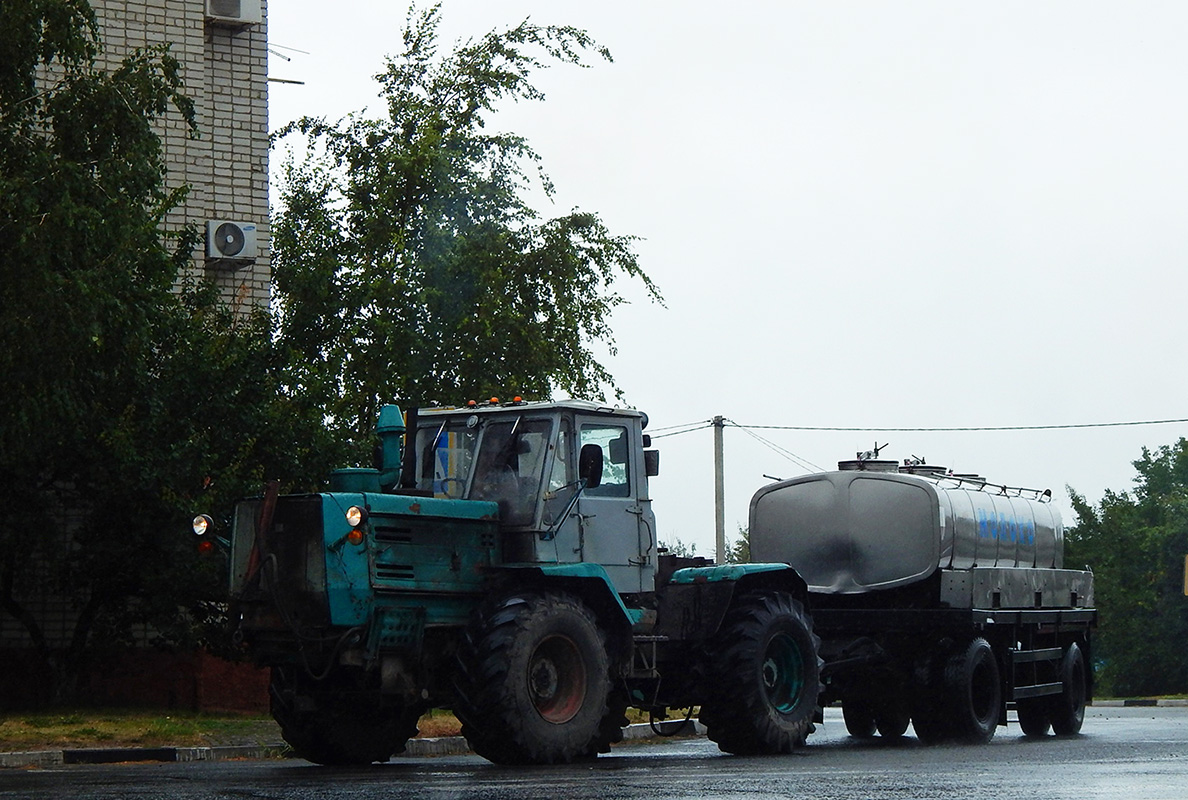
0;0;307;703
1066;440;1188;696
658;538;698;558
725;526;751;564
271;3;660;459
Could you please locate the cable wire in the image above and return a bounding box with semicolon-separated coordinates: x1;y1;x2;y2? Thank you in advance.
728;421;825;473
733;417;1188;433
649;421;713;440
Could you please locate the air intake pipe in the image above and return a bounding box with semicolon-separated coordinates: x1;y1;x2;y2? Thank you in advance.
375;404;405;490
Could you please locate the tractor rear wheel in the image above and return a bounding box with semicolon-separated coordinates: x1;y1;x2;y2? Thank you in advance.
454;591;613;764
699;592;821;755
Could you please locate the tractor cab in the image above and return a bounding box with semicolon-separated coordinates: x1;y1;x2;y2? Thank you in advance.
411;399;660;594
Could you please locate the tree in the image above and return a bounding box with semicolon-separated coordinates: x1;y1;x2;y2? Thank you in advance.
725;526;751;564
1066;440;1188;696
271;3;661;460
0;0;312;704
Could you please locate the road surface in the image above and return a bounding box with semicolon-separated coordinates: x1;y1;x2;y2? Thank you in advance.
1;706;1185;799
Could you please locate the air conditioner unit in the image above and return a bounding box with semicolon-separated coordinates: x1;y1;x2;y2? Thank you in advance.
205;0;262;26
206;220;258;263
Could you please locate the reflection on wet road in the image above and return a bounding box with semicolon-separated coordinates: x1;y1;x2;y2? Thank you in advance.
2;706;1186;799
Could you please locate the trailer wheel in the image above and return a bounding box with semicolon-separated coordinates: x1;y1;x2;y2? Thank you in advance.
943;637;1001;743
911;650;951;744
699;592;821;755
269;666;420;765
1016;699;1052;737
875;700;912;739
842;701;877;739
454;591;612;765
1049;643;1087;736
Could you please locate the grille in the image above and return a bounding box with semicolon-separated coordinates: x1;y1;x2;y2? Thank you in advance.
375;563;415;581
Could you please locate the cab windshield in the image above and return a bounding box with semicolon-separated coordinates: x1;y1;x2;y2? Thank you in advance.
415;415;554;527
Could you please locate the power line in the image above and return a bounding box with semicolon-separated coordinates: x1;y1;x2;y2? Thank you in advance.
647;416;1188;438
729;421;824;473
649;421;713;439
733;417;1188;433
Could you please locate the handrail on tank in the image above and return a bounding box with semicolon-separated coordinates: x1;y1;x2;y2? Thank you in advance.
928;473;1053;502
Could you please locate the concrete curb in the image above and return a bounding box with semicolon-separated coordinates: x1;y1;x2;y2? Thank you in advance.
0;720;705;769
16;706;1188;769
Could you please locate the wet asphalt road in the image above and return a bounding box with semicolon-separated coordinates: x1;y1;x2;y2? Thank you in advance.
1;706;1185;800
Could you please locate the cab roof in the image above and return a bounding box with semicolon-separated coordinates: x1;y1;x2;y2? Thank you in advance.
417;399;645;420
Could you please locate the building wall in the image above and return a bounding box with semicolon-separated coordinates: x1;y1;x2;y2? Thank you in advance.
91;0;271;310
0;1;271;669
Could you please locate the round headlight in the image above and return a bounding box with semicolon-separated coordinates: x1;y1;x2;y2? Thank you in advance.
346;506;368;527
192;514;214;537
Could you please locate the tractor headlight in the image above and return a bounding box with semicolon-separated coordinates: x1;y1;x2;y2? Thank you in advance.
192;514;214;537
346;506;368;528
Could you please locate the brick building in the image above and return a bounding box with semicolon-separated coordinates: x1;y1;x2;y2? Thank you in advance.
0;0;273;710
92;0;272;308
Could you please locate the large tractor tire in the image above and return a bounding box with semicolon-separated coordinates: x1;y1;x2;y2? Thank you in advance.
699;592;821;755
1049;642;1087;736
453;591;614;765
269;666;421;765
943;637;1002;743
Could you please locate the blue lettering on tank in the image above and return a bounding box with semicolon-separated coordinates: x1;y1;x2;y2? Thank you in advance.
976;509;1035;547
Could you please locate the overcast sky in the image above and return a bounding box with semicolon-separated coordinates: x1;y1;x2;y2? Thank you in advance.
267;1;1188;558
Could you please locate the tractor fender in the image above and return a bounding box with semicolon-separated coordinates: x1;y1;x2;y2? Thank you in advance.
653;563;810;644
486;563;638;667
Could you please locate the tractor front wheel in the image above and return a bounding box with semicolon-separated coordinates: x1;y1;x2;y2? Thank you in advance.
269;666;420;765
454;591;614;764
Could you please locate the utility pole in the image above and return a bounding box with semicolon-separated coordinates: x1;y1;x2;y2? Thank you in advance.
714;415;725;564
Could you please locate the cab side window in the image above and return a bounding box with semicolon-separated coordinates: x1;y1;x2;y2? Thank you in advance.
580;423;630;497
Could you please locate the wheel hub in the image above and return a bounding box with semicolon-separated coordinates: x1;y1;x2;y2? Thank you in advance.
527;634;587;724
763;633;804;714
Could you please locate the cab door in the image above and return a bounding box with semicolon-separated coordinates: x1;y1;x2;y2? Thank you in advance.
573;417;652;594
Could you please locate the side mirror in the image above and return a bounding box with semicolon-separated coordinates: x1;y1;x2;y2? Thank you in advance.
644;449;660;477
579;443;604;489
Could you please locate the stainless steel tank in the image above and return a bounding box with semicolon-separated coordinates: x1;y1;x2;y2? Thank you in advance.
749;470;1062;594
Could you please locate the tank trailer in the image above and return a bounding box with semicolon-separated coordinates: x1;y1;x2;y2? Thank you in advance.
750;456;1094;741
195;400;1093;764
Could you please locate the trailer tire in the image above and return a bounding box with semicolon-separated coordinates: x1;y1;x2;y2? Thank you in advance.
876;701;912;739
911;650;951;744
454;591;612;765
1049;642;1087;736
699;592;820;755
269;667;420;765
843;701;877;739
943;637;1001;743
1016;699;1052;737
